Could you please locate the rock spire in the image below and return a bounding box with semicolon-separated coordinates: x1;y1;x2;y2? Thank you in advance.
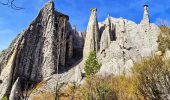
100;16;112;53
141;4;150;26
83;8;100;61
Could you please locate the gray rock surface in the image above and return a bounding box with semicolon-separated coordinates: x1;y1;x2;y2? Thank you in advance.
9;77;21;100
0;1;83;99
83;8;100;62
100;16;112;53
0;2;163;99
74;65;82;83
28;59;83;99
98;5;160;75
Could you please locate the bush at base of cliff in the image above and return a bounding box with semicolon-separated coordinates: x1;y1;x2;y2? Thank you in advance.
74;75;142;100
158;26;170;53
133;56;170;100
79;76;116;100
84;51;101;76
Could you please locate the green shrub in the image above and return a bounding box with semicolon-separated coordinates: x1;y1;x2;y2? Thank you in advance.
132;56;170;100
84;51;101;76
1;96;8;100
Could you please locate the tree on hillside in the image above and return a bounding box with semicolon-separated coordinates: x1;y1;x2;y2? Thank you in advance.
84;51;101;76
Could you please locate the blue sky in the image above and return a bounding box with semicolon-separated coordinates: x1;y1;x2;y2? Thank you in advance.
0;0;170;51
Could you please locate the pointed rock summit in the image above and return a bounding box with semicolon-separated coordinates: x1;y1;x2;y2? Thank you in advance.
0;1;83;98
140;4;150;31
141;4;150;25
100;16;113;53
83;8;100;61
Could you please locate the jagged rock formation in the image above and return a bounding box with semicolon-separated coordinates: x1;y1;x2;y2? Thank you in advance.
98;5;160;75
83;8;100;61
0;1;164;99
141;4;150;29
100;15;114;54
9;77;21;100
0;1;83;99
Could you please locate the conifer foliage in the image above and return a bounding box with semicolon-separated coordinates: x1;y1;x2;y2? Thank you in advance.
84;51;101;76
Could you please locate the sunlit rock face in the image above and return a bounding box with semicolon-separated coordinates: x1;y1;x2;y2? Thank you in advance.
0;1;162;99
83;8;100;62
0;1;84;98
98;5;160;75
9;77;21;100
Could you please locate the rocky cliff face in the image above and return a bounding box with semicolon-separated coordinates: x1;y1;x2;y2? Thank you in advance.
0;1;83;98
81;5;160;76
0;1;163;99
98;5;160;75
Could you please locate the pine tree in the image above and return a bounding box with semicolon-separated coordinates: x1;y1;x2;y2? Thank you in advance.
84;51;101;76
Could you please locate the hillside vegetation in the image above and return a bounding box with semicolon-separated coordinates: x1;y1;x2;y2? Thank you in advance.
56;25;170;100
60;56;170;100
158;25;170;53
30;56;170;100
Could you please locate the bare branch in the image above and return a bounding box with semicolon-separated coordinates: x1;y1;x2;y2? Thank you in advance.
10;0;24;10
0;0;9;5
0;0;24;10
